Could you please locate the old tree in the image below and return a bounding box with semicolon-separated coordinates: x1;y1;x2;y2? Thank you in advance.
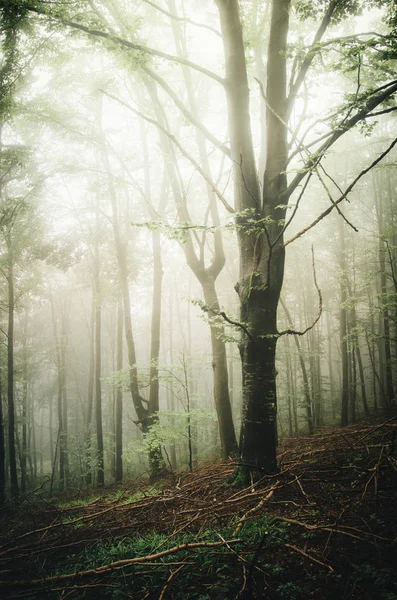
2;0;397;482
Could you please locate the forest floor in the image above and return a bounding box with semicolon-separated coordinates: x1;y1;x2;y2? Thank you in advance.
0;414;397;599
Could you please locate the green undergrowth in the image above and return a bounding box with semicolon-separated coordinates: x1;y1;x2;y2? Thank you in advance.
21;510;397;599
30;515;293;599
56;486;161;510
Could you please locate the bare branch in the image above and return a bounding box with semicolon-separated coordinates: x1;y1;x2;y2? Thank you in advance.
101;90;234;214
141;0;222;38
284;136;397;247
285;81;397;199
25;5;227;87
219;311;253;341
287;0;339;113
278;246;322;337
3;539;242;586
314;167;358;233
143;66;230;158
365;106;397;119
198;301;253;340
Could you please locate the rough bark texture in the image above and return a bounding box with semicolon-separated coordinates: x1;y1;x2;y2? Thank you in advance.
216;0;290;480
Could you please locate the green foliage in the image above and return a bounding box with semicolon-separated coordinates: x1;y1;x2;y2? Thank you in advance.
124;409;217;464
294;0;397;24
48;516;290;599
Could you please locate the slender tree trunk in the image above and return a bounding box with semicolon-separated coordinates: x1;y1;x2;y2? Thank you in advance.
146;229;166;479
167;289;177;470
167;0;237;458
94;209;105;488
346;280;370;417
85;291;95;485
281;299;313;433
144;79;238;459
49;393;54;469
339;221;349;427
115;301;123;483
202;280;239;457
21;313;28;493
373;171;394;405
57;364;64;490
379;239;395;404
0;373;5;505
7;259;18;496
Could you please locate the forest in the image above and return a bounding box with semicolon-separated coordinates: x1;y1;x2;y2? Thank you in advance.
0;0;396;598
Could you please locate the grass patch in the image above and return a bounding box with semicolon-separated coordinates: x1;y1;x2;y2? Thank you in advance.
39;515;290;599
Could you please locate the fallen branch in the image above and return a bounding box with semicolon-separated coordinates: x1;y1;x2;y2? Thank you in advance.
0;540;242;587
234;488;277;535
285;543;334;572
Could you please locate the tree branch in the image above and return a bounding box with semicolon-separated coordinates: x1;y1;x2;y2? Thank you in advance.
1;540;242;586
278;246;322;337
285;81;397;199
143;66;230;158
287;0;339;113
101;90;234;214
141;0;222;38
24;4;227;87
284;136;397;247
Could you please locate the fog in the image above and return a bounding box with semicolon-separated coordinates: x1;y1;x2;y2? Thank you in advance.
0;0;396;497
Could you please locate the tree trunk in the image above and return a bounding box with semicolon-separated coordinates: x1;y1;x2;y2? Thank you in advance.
21;312;28;493
146;229;166;479
85;291;95;485
115;301;123;483
202;280;239;458
281;299;313;434
216;0;290;480
7;259;19;496
94;208;105;488
144;78;238;459
0;372;5;505
167;0;237;458
339;221;349;427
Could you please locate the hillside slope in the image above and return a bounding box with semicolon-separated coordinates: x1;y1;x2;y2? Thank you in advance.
1;415;396;599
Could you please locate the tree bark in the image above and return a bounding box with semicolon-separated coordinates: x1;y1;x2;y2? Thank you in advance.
216;0;290;479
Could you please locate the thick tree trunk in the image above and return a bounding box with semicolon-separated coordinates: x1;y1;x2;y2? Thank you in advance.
216;0;290;480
